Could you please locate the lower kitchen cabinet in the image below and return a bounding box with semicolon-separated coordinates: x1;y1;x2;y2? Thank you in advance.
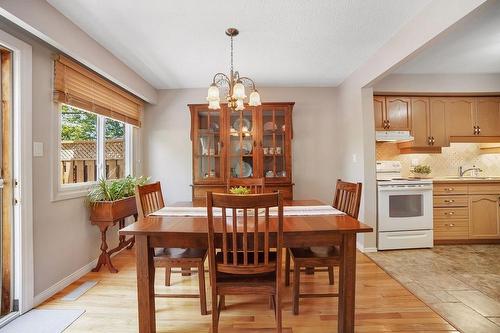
469;194;500;239
433;182;500;243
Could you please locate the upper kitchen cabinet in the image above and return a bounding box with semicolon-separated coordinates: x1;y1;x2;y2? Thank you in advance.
374;96;386;130
429;98;448;147
444;97;475;137
385;97;411;130
374;96;411;131
409;97;430;146
475;97;500;137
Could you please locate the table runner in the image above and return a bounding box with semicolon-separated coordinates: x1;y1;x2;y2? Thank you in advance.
152;205;345;217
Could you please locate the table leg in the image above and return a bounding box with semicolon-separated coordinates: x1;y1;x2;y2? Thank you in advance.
136;235;156;333
92;224;118;273
338;233;356;333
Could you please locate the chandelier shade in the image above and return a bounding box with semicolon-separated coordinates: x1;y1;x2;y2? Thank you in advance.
206;28;261;111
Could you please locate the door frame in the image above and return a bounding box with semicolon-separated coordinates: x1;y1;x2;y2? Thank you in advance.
0;29;33;321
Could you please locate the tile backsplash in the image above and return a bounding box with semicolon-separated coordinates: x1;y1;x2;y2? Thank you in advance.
376;142;500;177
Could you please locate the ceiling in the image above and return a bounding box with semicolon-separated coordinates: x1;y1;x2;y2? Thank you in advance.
47;0;432;89
394;0;500;74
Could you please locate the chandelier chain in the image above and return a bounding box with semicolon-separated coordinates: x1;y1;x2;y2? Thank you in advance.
230;35;234;76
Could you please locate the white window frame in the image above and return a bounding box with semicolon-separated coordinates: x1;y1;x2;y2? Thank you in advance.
51;103;133;201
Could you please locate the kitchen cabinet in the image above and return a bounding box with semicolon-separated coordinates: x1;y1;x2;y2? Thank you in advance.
433;182;500;243
469;194;500;239
429;98;448;147
410;97;429;146
475;97;500;136
189;102;294;201
373;96;411;131
445;97;475;137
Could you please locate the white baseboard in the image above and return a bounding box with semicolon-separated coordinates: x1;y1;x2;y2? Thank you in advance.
32;249;126;307
356;241;378;253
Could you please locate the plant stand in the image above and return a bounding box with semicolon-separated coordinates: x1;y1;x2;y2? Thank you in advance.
90;196;138;273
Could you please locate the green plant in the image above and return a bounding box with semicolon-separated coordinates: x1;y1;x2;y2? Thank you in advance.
87;175;149;204
413;165;431;175
229;186;251;195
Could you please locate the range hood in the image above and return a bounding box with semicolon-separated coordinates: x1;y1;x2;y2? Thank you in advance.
376;130;414;142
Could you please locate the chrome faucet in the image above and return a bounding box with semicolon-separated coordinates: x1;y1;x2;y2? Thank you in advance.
459;165;483;177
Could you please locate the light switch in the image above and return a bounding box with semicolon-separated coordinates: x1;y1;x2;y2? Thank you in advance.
33;142;44;157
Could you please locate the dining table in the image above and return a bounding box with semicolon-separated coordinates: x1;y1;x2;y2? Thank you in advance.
119;199;373;333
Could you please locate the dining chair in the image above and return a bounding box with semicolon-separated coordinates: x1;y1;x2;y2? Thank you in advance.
227;177;265;194
135;182;208;315
284;179;362;315
206;191;284;333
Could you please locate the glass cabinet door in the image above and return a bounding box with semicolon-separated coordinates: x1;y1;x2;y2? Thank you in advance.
229;108;257;179
193;107;224;182
262;107;289;180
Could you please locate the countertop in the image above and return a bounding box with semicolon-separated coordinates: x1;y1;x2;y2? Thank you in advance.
431;177;500;183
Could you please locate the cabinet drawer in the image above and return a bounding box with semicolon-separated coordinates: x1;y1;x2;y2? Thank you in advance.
433;183;468;195
433;195;468;207
434;219;469;240
468;184;500;195
434;207;469;219
264;186;293;200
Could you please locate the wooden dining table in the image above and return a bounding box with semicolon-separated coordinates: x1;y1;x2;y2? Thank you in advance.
119;199;373;333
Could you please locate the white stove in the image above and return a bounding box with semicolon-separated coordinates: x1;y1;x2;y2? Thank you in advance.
376;161;433;250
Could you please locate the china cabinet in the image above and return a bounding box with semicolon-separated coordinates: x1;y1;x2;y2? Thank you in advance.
189;102;294;201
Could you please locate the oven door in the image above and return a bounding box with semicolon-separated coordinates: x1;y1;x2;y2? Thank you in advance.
378;184;433;232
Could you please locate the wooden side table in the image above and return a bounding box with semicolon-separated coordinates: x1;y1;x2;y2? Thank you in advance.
90;196;138;273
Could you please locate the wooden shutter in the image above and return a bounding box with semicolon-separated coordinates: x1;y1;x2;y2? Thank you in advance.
53;55;144;126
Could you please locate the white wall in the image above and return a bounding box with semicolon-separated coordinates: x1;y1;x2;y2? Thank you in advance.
143;87;338;204
374;73;500;93
334;0;487;251
0;0;157;103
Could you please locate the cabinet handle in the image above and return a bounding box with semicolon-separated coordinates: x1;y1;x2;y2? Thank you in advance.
444;211;455;215
386;121;390;129
444;199;455;203
445;223;455;227
478;126;481;134
444;188;454;191
432;137;435;145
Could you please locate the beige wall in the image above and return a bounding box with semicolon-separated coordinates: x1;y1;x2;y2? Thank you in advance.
143;87;338;204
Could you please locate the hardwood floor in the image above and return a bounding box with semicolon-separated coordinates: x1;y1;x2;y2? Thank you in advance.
38;250;458;332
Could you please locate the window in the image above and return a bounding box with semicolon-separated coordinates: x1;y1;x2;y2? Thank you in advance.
58;104;132;188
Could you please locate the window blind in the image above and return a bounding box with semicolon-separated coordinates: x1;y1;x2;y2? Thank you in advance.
53;55;143;127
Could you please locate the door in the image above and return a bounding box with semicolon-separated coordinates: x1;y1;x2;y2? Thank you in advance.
476;97;500;137
192;106;225;183
385;97;411;130
410;97;430;146
429;98;448;147
0;48;13;316
469;195;500;239
373;96;386;130
445;97;475;137
377;184;433;232
260;106;291;182
228;106;259;179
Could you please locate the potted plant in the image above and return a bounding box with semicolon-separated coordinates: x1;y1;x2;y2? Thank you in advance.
87;175;149;222
411;165;432;178
229;186;251;195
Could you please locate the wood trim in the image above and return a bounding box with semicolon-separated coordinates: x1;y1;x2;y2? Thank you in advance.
374;93;500;97
1;50;12;315
450;136;500;143
54;55;144;127
434;239;500;245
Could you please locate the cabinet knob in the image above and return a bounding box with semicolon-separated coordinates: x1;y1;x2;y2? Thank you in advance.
478;126;481;134
444;188;454;191
446;223;455;227
444;211;455;215
444;199;455;203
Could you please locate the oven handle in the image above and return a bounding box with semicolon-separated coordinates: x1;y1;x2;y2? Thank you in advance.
378;185;433;192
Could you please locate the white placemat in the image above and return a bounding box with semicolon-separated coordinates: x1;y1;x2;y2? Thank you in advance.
152;205;345;217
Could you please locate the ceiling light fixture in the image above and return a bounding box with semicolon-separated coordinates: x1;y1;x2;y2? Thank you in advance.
206;28;261;111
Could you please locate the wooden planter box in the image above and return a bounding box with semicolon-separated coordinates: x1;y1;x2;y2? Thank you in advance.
89;196;137;223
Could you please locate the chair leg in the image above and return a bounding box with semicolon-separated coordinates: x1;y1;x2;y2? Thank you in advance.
165;266;171;286
219;295;226;310
198;263;207;315
328;266;335;285
293;262;300;315
269;295;274;310
275;293;282;333
211;292;218;333
285;249;290;286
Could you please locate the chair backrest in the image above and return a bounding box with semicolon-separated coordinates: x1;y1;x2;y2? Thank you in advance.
135;182;165;218
206;192;283;275
227;178;265;194
332;179;362;219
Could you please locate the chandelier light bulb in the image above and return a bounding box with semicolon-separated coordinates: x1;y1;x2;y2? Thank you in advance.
207;84;220;102
232;82;247;100
208;99;221;110
235;98;245;111
249;91;261;106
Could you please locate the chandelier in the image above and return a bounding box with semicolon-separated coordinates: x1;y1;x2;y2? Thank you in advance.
206;28;261;111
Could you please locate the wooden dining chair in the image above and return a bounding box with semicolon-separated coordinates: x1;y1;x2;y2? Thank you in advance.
284;179;362;315
135;182;208;315
206;191;284;333
227;177;265;194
